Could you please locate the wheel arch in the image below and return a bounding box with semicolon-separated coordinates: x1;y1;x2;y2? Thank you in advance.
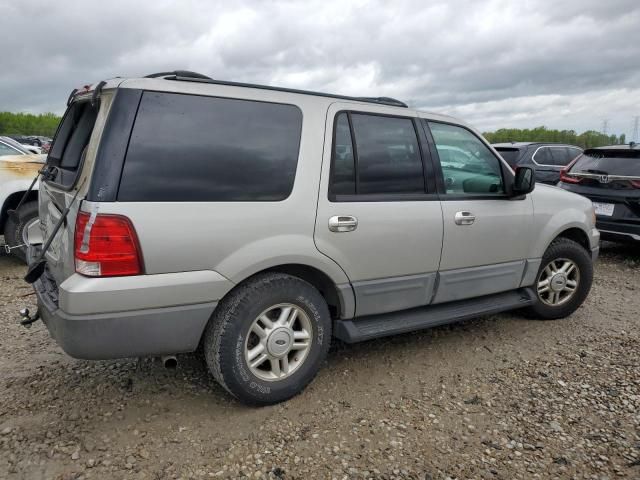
225;263;353;321
553;227;590;252
0;189;38;235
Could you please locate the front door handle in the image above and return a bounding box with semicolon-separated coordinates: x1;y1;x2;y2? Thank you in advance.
454;211;476;225
329;215;358;232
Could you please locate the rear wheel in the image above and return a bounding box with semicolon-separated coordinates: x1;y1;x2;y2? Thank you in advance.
525;238;593;320
4;201;38;263
203;273;331;405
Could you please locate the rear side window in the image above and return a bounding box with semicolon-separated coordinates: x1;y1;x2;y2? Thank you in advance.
351;114;424;194
47;101;99;187
329;112;425;197
534;146;578;166
118;92;302;202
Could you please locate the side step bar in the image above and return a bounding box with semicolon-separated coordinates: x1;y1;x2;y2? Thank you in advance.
334;288;534;343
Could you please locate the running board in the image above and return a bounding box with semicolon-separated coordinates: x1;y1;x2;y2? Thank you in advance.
334;289;534;343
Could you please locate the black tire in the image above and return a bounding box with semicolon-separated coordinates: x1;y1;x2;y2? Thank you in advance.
4;201;38;263
525;238;593;320
203;272;332;405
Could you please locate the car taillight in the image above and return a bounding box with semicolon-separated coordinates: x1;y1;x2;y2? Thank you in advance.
74;212;143;277
559;169;582;184
631;180;640;189
559;155;583;184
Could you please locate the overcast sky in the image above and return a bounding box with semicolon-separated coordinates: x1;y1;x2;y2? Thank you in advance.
2;0;639;138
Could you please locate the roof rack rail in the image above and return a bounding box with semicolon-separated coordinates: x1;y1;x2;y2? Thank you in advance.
354;97;408;108
142;72;408;108
145;71;213;81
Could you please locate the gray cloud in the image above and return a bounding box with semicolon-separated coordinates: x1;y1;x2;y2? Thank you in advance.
1;0;639;137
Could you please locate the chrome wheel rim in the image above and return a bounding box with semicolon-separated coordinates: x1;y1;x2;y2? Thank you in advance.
244;303;313;382
537;258;580;306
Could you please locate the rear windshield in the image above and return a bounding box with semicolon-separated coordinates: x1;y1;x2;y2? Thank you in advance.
571;150;640;176
47;100;99;187
494;148;521;167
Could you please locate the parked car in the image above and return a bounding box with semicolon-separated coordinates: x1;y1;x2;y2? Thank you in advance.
558;144;640;243
23;72;599;405
0;136;33;156
0;138;46;261
7;135;50;154
492;142;582;184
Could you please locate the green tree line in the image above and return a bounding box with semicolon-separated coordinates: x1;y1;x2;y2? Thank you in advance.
0;111;627;149
0;112;62;138
483;126;626;149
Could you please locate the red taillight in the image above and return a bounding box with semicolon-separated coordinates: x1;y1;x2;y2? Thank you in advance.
631;180;640;189
559;169;582;184
559;155;583;184
74;212;143;277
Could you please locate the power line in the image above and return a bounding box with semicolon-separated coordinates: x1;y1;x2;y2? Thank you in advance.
601;119;609;136
633;116;639;142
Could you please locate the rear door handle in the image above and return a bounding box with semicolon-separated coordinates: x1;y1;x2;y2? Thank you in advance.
329;215;358;232
454;211;476;225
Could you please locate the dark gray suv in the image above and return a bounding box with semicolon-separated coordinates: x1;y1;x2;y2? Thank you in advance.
493;142;583;184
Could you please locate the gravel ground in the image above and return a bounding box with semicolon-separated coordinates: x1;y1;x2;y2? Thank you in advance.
0;241;638;480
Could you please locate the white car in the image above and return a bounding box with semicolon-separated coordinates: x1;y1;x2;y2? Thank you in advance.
0;136;46;261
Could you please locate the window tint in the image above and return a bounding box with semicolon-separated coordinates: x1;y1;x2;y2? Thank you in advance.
550;148;570;166
330;113;356;195
428;122;504;195
533;146;552;165
119;92;302;202
350;114;424;195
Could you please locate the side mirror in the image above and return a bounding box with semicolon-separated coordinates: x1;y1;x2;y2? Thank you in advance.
512;166;535;196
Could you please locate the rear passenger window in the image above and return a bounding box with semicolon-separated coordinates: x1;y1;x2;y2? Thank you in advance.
533;147;552;165
351;114;424;194
118;92;302;202
330;112;425;198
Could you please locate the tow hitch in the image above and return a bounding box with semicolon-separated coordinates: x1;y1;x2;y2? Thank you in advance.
19;307;40;328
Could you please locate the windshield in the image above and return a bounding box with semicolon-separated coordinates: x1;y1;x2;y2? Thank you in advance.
571;150;640;176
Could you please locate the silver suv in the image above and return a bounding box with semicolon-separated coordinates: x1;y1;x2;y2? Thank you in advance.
23;71;600;405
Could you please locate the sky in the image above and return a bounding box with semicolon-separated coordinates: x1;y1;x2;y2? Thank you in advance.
2;0;639;138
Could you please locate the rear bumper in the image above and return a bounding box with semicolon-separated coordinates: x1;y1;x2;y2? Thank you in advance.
30;267;228;360
36;283;216;360
596;219;640;243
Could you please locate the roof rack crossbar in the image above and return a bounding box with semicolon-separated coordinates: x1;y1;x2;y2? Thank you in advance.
143;72;408;108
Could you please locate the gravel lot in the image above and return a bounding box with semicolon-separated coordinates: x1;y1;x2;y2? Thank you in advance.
0;242;638;480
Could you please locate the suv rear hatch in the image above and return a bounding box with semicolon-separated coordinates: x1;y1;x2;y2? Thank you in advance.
559;147;640;225
36;88;114;286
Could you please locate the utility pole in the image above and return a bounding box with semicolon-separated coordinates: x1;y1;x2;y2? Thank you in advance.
601;119;609;136
633;116;639;142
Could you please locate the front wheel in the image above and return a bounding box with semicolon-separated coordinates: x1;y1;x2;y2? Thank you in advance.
203;273;331;405
525;238;593;320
